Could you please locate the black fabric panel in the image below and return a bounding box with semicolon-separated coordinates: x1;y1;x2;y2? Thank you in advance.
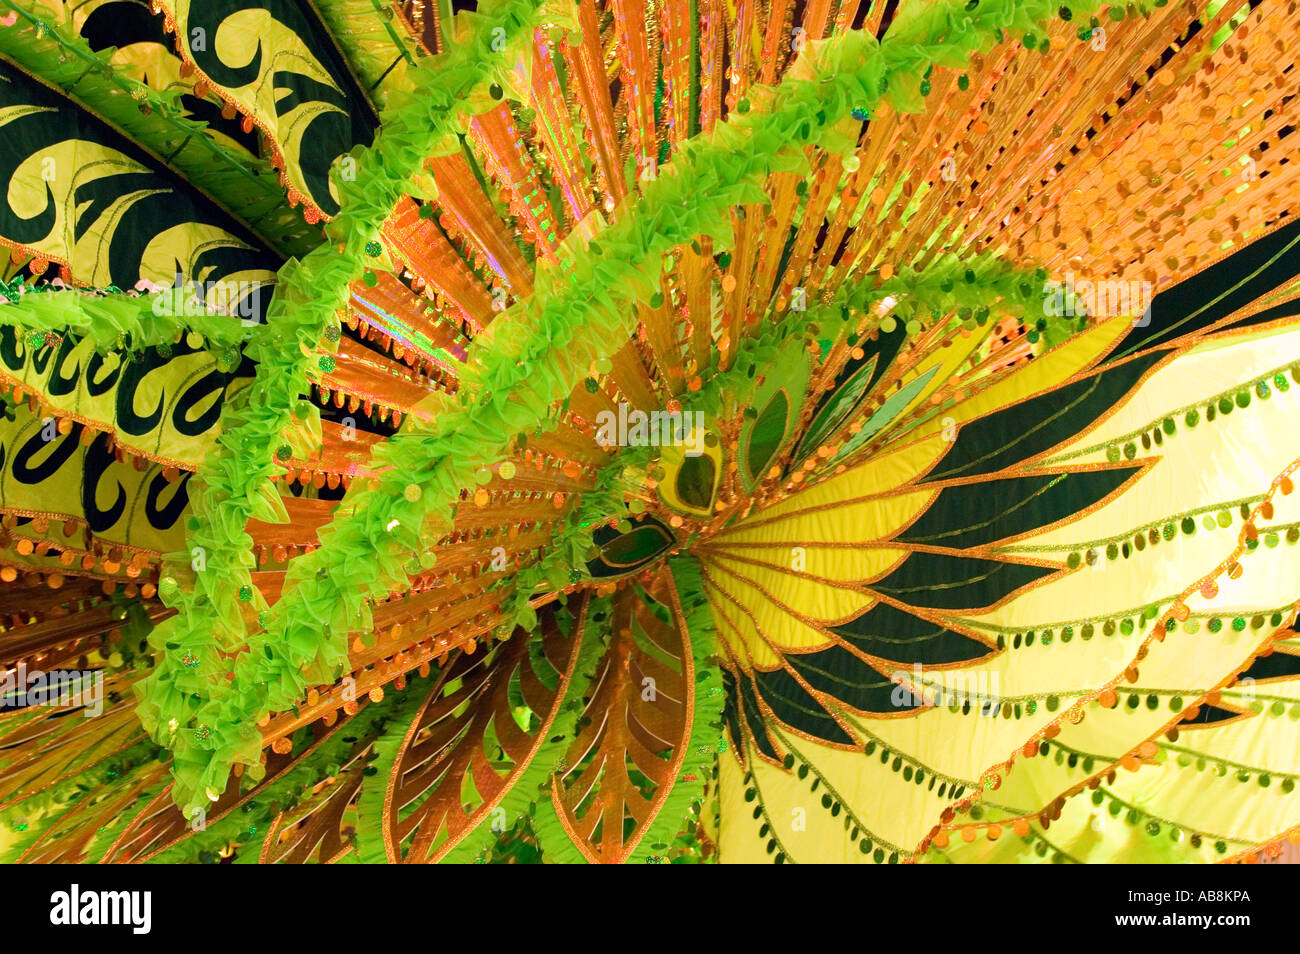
784;644;924;715
721;669;747;757
181;94;262;154
0;59;279;296
82;1;169;50
1238;651;1300;683
1224;299;1300;334
899;466;1139;549
1111;216;1300;359
871;550;1054;611
752;667;855;745
723;671;780;761
186;0;378;216
829;601;993;664
1184;703;1247;727
189;0;377;136
81;2;271;155
924;351;1164;482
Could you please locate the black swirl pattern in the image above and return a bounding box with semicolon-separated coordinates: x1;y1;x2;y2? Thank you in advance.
0;58;279;296
183;0;377;215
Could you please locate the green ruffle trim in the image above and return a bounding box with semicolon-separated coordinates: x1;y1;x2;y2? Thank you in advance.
150;0;1117;814
0;279;258;355
528;783;585;864
351;677;448;864
527;561;721;863
441;605;609;863
136;0;558;812
435;597;609;863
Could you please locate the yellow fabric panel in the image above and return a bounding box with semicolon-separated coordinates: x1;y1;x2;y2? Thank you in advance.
965;618;1276;816
166;0;353;211
973;534;1226;634
702;560;835;659
0;105;275;287
703;553;870;653
932;789;1219;864
739;432;946;523
0;416;190;554
880;323;990;432
942;679;1300;863
0;339;241;464
716;747;779;864
850;701;1061;789
0;117;143;269
716;730;959;862
1058;622;1271;751
136;230;268;294
958;597;1147;696
1020;359;1300;556
704;574;779;668
713;488;931;546
1118;732;1299;850
706;553;872;625
1228;671;1300;705
708;542;900;583
943;563;1290;813
1045;323;1300;461
906;315;1131;443
29;0;254;158
896;632;1123;708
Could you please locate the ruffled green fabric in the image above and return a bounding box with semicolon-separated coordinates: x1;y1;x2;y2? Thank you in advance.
179;695;402;865
136;0;559;812
148;0;1112;814
438;599;609;864
0;280;257;354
